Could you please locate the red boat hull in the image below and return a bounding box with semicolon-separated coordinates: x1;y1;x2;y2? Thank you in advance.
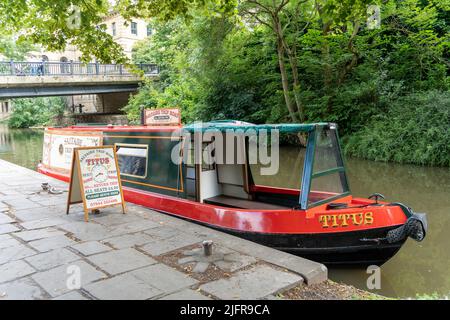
38;165;410;265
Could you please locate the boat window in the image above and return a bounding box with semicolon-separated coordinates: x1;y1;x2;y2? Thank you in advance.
307;127;349;207
185;139;216;171
249;133;306;190
116;144;148;178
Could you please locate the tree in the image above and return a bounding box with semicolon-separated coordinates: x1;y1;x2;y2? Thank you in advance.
0;0;237;63
239;0;377;122
8;97;65;128
0;35;35;60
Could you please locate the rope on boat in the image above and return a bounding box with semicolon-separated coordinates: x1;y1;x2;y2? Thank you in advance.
386;217;426;243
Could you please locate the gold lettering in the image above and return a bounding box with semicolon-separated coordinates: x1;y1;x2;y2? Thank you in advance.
330;215;339;227
320;212;375;228
319;215;330;228
339;214;350;227
351;213;364;225
365;212;374;225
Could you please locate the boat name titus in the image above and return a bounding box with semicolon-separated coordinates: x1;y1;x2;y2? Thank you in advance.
319;212;374;228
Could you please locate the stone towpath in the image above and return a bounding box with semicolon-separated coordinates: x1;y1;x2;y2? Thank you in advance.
0;159;327;300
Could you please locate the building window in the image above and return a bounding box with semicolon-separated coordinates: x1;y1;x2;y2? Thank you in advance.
112;22;116;36
147;24;152;36
131;22;138;35
116;144;148;178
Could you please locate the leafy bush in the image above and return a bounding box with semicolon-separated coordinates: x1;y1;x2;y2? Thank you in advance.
344;91;450;167
8;97;65;128
124;2;449;167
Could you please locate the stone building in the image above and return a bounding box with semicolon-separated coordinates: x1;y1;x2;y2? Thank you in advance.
103;14;150;58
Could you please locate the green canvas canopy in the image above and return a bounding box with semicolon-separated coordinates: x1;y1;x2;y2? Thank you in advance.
182;120;333;133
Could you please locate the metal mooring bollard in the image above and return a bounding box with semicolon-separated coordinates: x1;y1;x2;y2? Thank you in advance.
202;240;213;256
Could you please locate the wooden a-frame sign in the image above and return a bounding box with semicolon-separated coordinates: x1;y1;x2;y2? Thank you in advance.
66;146;126;222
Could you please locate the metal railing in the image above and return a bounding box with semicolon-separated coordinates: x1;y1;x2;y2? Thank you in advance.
0;61;159;77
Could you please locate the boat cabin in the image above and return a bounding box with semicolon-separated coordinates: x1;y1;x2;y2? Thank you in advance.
40;121;349;211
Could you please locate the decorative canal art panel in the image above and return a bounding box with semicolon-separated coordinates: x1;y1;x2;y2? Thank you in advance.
42;130;103;173
67;146;125;221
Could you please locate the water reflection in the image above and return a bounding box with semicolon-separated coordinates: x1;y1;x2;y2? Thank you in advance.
342;158;450;298
0;125;448;298
0;124;44;170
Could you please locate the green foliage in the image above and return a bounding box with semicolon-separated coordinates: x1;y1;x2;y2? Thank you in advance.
0;0;237;63
415;292;448;300
8;97;65;129
344;91;450;167
0;35;35;60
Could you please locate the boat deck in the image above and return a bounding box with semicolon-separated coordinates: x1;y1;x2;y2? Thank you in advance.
204;195;291;210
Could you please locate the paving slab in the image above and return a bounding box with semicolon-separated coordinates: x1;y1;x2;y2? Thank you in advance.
58;222;111;241
0;189;22;197
25;248;80;271
214;251;258;272
143;225;180;240
0;243;37;265
0;260;36;284
0;224;19;235
84;273;163;300
140;233;203;256
32;260;107;298
20;218;68;230
159;289;212;300
52;291;89;300
90;211;145;226
3;198;43;210
28;235;77;252
130;264;198;294
11;207;59;222
86;248;157;275
0;234;20;249
200;265;303;300
15;228;66;242
0;213;14;225
30;197;68;207
103;232;154;249
71;241;112;256
0;277;48;300
108;219;160;237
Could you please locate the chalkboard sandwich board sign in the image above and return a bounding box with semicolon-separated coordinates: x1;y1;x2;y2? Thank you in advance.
66;145;126;222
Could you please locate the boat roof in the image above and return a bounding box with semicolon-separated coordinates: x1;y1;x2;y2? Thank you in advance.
46;120;333;133
182;120;332;133
46;125;182;133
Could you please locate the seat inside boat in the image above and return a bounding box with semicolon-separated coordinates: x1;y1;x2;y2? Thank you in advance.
203;195;290;210
185;134;300;210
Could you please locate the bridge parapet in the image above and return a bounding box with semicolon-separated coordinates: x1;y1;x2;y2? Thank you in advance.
0;61;158;99
0;61;158;77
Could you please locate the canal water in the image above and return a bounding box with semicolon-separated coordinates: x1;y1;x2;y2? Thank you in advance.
0;124;449;298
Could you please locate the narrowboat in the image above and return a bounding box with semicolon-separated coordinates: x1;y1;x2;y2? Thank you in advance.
37;120;427;265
